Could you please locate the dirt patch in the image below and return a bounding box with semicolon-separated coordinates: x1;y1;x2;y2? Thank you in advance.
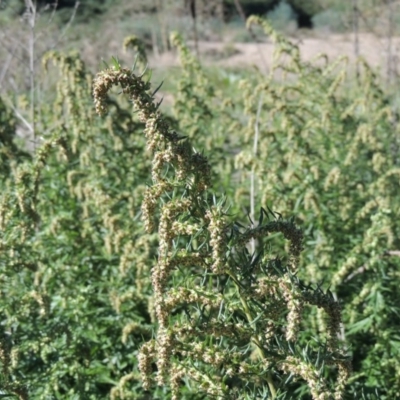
149;32;400;76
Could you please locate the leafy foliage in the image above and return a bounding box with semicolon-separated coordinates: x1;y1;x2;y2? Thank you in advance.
0;51;156;399
234;16;400;398
0;16;399;400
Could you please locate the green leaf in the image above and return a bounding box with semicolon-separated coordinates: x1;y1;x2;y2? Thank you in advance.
347;316;373;335
111;56;121;70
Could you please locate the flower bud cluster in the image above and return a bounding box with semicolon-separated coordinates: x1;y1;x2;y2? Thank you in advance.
280;356;330;400
205;207;227;274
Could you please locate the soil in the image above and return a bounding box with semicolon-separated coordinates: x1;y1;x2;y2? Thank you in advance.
149;32;400;76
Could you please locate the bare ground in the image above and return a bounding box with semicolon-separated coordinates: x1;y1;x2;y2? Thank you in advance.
149;32;400;76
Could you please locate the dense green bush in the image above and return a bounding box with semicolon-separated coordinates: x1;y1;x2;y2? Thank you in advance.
1;16;400;400
236;17;400;398
0;52;158;399
171;18;400;397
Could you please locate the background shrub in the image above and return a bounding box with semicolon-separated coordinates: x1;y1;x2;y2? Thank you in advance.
312;8;349;33
266;1;298;35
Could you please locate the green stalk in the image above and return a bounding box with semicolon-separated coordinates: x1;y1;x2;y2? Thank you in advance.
228;271;277;399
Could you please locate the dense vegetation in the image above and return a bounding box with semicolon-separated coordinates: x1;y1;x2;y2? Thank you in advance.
0;12;400;400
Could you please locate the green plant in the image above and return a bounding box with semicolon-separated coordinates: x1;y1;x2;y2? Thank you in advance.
267;1;298;34
0;51;157;399
1;9;400;399
312;8;349;33
93;57;351;399
233;16;400;398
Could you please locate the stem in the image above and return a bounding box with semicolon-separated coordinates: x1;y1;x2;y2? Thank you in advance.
250;95;263;255
386;0;394;86
228;271;277;399
189;0;199;59
25;0;36;147
352;0;359;78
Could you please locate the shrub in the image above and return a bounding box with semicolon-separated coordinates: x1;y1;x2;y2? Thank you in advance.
235;16;400;398
0;51;157;399
1;14;400;400
93;54;350;400
312;8;350;33
267;1;298;35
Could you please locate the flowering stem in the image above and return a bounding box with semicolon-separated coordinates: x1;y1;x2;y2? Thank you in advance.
228;271;277;399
